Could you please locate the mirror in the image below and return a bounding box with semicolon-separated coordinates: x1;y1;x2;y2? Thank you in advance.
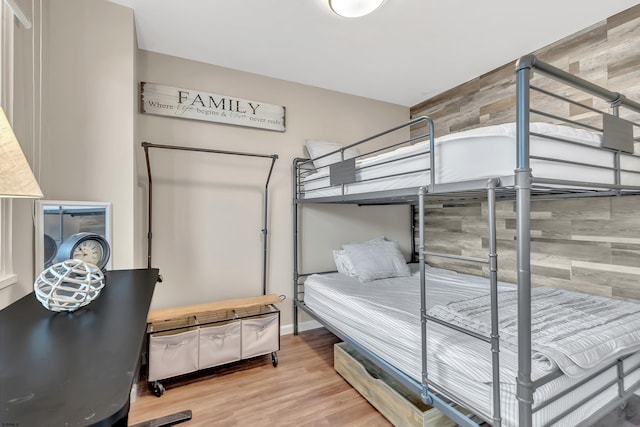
35;200;112;273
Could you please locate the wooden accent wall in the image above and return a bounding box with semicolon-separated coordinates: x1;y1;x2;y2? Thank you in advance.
418;197;640;299
410;5;640;298
410;5;640;138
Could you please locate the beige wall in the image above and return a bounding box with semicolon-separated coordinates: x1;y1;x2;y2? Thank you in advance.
40;0;137;268
0;0;410;322
136;51;410;327
0;0;137;308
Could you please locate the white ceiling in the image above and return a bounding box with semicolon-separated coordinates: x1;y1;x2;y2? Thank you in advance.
108;0;638;107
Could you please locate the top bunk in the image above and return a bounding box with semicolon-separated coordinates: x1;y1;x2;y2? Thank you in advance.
293;55;640;205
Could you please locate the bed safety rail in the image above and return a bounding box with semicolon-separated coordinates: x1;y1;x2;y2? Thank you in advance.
294;116;434;203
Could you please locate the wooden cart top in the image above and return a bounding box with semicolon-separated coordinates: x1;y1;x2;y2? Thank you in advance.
147;294;281;324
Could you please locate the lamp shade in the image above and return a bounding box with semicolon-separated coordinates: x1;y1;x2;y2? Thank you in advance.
0;107;42;198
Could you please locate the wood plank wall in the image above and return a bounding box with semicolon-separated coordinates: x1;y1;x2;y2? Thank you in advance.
419;197;640;299
410;5;640;137
410;5;640;299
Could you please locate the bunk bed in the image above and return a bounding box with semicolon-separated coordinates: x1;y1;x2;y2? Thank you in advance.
292;54;640;427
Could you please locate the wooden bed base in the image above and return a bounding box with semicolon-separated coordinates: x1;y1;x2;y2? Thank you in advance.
334;343;458;427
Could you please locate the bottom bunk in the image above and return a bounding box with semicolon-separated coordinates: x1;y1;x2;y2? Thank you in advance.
297;263;640;426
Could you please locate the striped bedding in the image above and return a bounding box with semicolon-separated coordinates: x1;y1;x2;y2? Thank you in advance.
428;287;640;378
303;265;640;426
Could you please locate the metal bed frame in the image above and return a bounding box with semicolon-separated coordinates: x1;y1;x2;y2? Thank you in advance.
292;54;640;426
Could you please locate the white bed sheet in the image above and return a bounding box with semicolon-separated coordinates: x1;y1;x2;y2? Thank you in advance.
303;265;640;426
302;123;640;199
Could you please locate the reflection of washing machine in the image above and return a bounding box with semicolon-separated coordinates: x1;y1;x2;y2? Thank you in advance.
38;202;112;272
43;234;57;268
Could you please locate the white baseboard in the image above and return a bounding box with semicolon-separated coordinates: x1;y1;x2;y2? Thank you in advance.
280;319;323;336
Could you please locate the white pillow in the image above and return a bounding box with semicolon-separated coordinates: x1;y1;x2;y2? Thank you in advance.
333;237;387;277
365;236;388;245
333;250;357;277
342;240;410;283
305;140;360;169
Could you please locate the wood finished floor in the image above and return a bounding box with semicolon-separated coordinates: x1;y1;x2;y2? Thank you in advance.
129;327;640;427
128;328;391;426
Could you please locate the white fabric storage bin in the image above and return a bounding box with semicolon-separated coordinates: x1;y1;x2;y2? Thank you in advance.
241;313;279;359
198;320;241;369
148;328;199;381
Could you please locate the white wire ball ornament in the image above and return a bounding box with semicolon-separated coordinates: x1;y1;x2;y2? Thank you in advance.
34;259;105;312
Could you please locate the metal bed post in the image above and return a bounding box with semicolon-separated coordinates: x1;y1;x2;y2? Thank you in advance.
515;55;534;427
418;186;428;401
487;177;502;427
292;158;302;335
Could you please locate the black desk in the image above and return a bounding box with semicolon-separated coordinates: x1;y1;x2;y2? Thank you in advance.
1;269;159;426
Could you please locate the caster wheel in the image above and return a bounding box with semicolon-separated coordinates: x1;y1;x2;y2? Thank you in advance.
150;381;165;397
271;351;278;367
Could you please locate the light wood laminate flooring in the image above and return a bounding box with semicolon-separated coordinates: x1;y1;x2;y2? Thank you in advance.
128;328;391;426
129;327;640;426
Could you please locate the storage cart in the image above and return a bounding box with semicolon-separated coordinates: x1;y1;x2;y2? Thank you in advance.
146;295;281;397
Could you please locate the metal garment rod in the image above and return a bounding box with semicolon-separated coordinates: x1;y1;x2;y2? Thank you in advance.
141;142;278;296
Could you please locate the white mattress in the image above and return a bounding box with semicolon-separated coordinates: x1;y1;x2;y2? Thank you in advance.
303;265;640;426
302;122;640;199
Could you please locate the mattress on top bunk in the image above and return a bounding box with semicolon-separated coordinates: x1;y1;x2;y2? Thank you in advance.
301;122;640;198
303;265;640;426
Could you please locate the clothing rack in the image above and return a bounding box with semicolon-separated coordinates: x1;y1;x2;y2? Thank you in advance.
141;142;278;295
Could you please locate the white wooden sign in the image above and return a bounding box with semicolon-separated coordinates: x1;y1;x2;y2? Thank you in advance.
140;82;286;132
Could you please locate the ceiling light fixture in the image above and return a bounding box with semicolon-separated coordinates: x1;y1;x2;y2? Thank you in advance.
329;0;384;18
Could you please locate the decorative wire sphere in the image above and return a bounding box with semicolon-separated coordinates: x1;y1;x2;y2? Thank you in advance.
34;259;105;312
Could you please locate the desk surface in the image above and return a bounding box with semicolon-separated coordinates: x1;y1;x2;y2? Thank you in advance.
0;268;158;427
